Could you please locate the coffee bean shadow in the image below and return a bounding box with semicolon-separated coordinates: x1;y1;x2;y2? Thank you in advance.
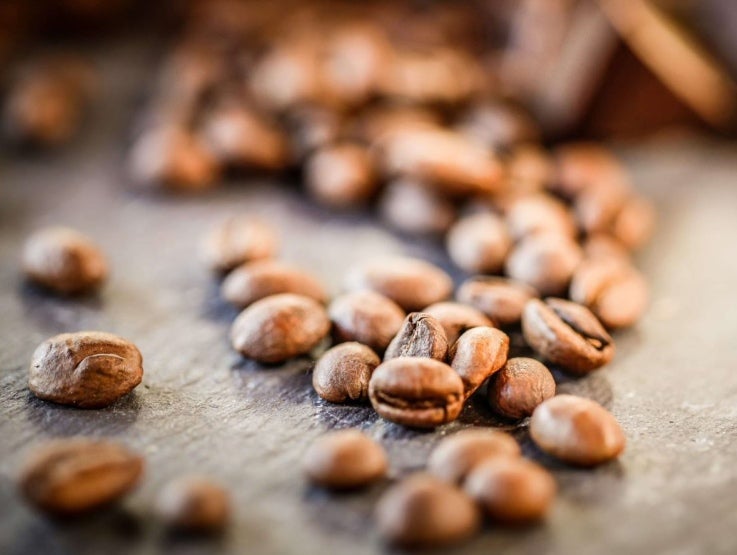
159;527;228;553
551;369;614;409
199;276;239;326
19;282;106;335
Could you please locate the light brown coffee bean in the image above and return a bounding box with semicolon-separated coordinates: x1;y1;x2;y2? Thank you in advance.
456;276;538;327
505;234;583;297
611;195;656;251
157;476;230;532
350;104;440;146
313;343;380;403
530;394;626;466
449;327;509;400
574;178;631;234
456;101;540;149
505;193;577;241
305;142;377;208
506;145;555;193
378;178;456;236
487;357;555;419
329;291;406;353
376;473;480;547
29;331;143;408
384;312;448;362
230;293;330;363
582;233;631;262
552;143;627;198
202;216;278;273
446;212;511;274
19;438;143;515
22;227;108;295
422;302;493;346
427;429;520;484
303;430;387;490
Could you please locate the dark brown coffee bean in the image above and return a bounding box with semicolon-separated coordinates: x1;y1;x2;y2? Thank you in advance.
611;195;656;251
530;394;626;466
456;276;538;327
422;302;493;346
303;430;387;490
427;429;520;484
369;358;464;428
221;260;327;309
378;178;456;236
202;216;278;273
29;332;143;408
22;227;108;295
505;193;577;241
522;298;615;373
487;357;555;419
505;234;583;297
446;213;511;274
464;458;556;523
345;256;452;312
19;438;143;515
449;327;509;400
230;293;330;363
329;291;406;353
157;476;230;532
384;313;448;362
305;142;377;208
376;473;480;547
456;101;540;149
313;343;380;403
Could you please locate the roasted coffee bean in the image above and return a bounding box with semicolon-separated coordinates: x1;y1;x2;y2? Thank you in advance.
384;313;448;362
505;193;577;240
285;105;344;160
345;256;452;312
230;293;330;363
582;233;631;262
329;291;406;353
427;429;520;484
303;430;387;490
157;476;230;532
506;145;555;193
574;178;631;234
22;227;108;295
464;458;556;523
552;143;627;199
456;276;538;327
19;438;143;515
29;331;143;408
422;302;493;346
376;473;480;547
505;234;583;297
202;216;278;273
487;358;555;419
522;298;614;372
313;343;380;403
611;195;656;251
530;394;626;466
378;178;456;236
456;101;540;149
350;104;440;146
449;327;509;400
305;143;377;208
369;358;464;428
221;260;327;309
446;212;511;274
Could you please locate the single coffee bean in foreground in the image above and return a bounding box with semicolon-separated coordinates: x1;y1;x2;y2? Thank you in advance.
312;342;380;403
522;298;614;373
328;290;405;352
202;216;278;273
29;331;143;408
449;326;509;400
530;394;626;466
427;429;520;484
19;438;143;515
157;476;230;533
383;312;448;362
375;473;480;547
456;276;538;327
22;227;108;295
230;293;330;363
303;430;387;490
422;301;493;346
369;358;463;428
487;357;556;419
446;212;511;274
505;234;583;297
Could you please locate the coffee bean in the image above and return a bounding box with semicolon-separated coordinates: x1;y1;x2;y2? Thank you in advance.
487;357;555;419
22;227;108;295
505;193;577;240
552;143;627;199
378;178;456;236
375;473;480;547
19;438;143;515
329;291;406;353
505;234;583;297
422;301;493;346
574;178;631;234
369;358;464;428
305;142;377;208
384;312;448;362
611;195;655;251
446;212;511;274
464;458;556;522
303;430;387;490
506;145;555;193
285;105;344;160
230;293;330;363
157;476;230;532
345;256;452;311
522;298;614;373
530;394;626;466
449;327;509;400
456;101;540;150
202;216;278;273
456;276;538;327
351;104;440;146
427;429;520;484
582;233;631;262
29;331;143;408
313;343;380;403
221;260;327;309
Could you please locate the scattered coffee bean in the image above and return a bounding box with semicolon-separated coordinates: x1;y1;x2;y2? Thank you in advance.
446;212;511;274
505;234;583;297
449;327;509;400
22;227;108;295
552;143;627;199
611;195;656;251
456;276;539;327
303;430;387;490
305;142;377;208
506;145;555;193
574;178;631;234
378;178;456;236
505;193;577;240
582;233;631;262
487;357;555;419
29;331;143;408
522;298;615;373
313;343;380;403
422;302;493;346
456;101;540;150
384;312;448;362
351;104;440;146
230;293;330;363
19;438;143;515
157;476;230;533
530;394;626;466
329;291;406;353
202;216;278;273
369;358;464;428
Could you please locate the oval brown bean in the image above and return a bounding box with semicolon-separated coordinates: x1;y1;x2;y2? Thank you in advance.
456;276;538;327
157;476;230;532
202;216;278;273
312;343;380;403
384;312;448;362
446;212;511;274
329;291;406;352
487;357;556;419
449;327;509;400
422;301;493;346
505;234;583;297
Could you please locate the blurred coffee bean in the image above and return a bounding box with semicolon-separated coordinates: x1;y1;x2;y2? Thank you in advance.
456;101;540;149
350;104;441;146
506;144;555;194
456;276;539;327
305;142;377;208
303;430;387;489
329;291;406;353
422;302;493;346
446;213;511;274
505;234;583;297
202;216;278;273
157;476;230;533
553;143;629;199
505;193;577;241
574;178;631;234
379;178;456;236
285;104;344;160
611;195;656;251
582;233;631;262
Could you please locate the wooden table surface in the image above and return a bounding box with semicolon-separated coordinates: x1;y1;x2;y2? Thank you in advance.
1;40;736;555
